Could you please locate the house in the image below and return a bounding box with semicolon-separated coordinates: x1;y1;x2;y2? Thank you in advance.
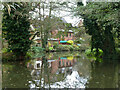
51;29;74;41
30;24;75;46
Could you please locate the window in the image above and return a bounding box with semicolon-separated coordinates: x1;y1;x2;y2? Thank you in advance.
70;33;71;37
37;63;40;68
66;33;68;37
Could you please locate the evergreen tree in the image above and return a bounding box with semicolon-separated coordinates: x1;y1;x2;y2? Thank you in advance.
2;2;32;60
75;2;120;58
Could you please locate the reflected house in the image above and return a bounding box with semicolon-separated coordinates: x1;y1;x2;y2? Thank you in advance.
48;56;77;74
27;55;77;85
27;56;77;75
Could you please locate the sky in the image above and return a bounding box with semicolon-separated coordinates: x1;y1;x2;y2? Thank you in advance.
55;1;85;26
30;1;86;26
58;10;82;27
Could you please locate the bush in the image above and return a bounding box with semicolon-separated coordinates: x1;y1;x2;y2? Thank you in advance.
67;40;74;45
69;45;74;51
53;42;59;49
72;44;80;51
2;52;16;61
85;48;103;56
56;45;70;51
55;44;82;51
2;48;8;53
116;48;120;57
49;47;53;51
2;48;13;53
74;39;83;44
31;46;44;53
85;48;103;62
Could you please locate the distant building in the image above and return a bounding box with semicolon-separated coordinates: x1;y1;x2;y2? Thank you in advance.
30;25;75;46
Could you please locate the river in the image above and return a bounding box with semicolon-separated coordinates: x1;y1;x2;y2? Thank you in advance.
2;51;119;88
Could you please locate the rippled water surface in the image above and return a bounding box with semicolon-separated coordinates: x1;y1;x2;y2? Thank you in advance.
2;51;119;88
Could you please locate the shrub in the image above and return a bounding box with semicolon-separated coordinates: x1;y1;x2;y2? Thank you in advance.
31;46;44;53
67;40;74;45
53;42;59;49
49;47;53;51
72;44;80;51
85;48;103;56
69;45;74;51
2;48;8;53
56;45;70;51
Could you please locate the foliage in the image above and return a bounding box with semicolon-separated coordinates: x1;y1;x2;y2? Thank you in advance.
116;48;120;58
85;48;103;56
67;40;74;45
55;44;81;51
2;48;9;53
74;27;86;38
48;42;52;47
27;46;45;58
49;47;53;51
2;52;16;61
74;38;84;44
56;45;70;51
53;42;59;49
75;2;120;58
2;2;32;60
30;2;67;50
31;46;44;53
85;48;103;62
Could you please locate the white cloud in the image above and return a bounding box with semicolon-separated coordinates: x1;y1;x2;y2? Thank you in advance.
82;0;87;6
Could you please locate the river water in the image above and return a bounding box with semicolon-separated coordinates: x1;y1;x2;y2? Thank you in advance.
2;51;119;88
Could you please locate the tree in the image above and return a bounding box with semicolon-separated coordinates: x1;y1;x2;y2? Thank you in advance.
2;2;32;60
30;1;67;50
75;2;120;58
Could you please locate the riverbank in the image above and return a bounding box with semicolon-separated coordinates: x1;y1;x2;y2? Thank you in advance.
2;47;85;62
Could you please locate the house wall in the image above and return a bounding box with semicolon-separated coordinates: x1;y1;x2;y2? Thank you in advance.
51;30;74;41
33;29;75;46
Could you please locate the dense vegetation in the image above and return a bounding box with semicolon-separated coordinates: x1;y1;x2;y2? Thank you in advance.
2;3;32;60
76;2;120;59
2;2;120;61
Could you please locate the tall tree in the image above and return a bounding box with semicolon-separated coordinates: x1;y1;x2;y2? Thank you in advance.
75;2;120;58
30;1;66;50
2;2;32;60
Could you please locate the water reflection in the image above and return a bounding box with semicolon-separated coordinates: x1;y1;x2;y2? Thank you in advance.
27;52;90;88
2;62;31;88
87;60;119;88
2;52;119;88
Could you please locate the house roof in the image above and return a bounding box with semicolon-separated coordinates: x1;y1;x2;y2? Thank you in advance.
60;18;67;23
